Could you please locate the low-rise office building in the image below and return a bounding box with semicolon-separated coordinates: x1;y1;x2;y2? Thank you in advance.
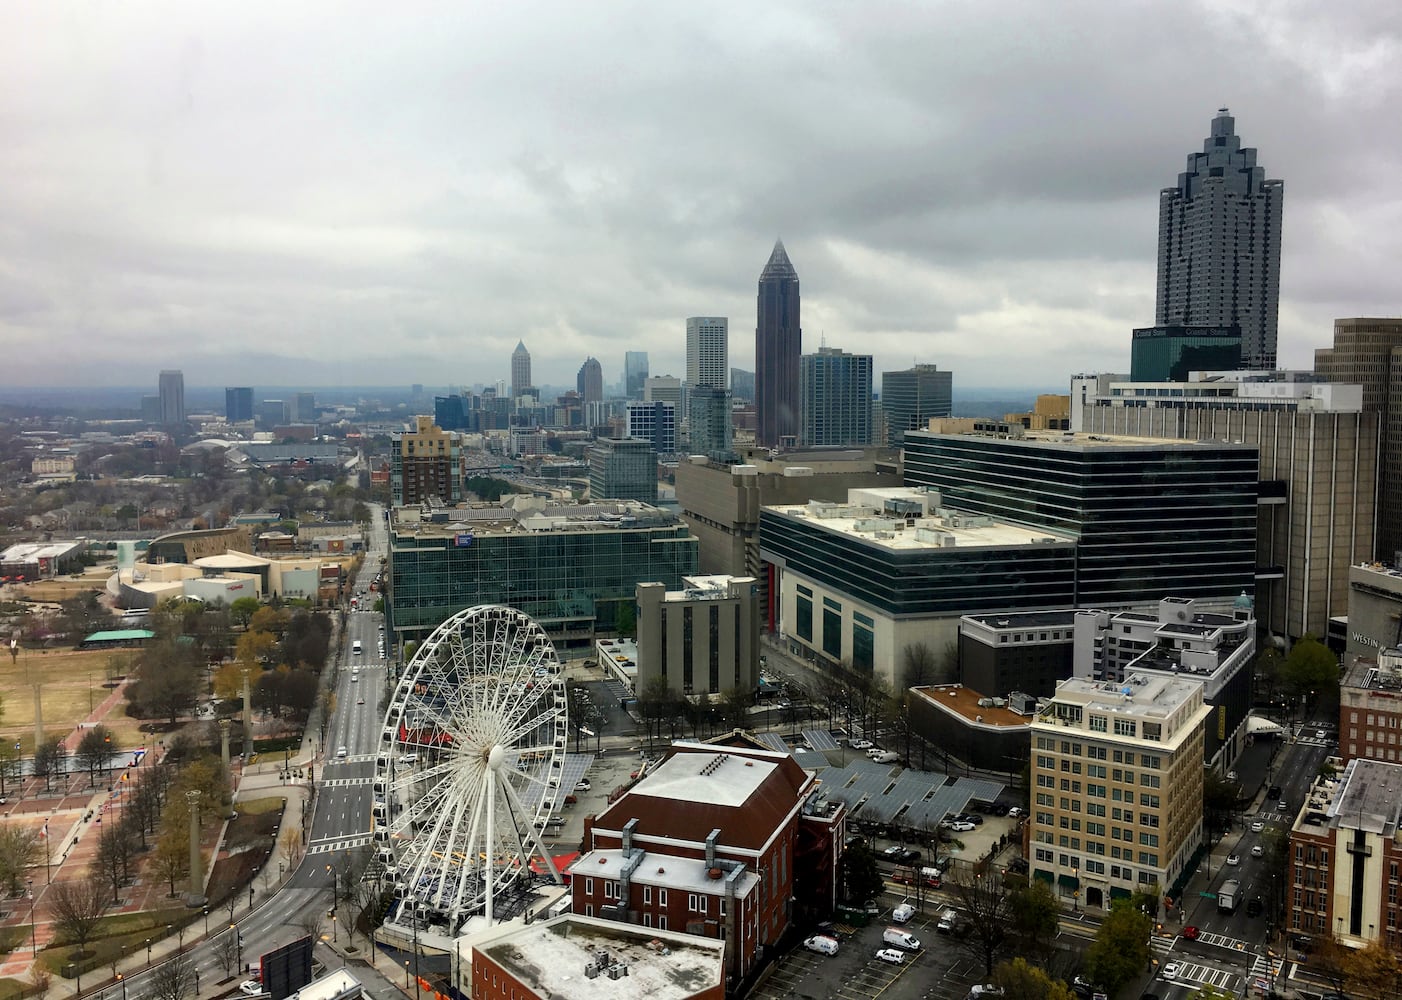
1340;648;1402;765
386;497;697;653
636;575;759;698
1029;674;1211;910
759;487;1078;685
589;437;658;502
1288;758;1402;950
907;684;1036;773
959;611;1078;700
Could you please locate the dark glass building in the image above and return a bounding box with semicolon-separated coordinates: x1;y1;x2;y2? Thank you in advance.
755;241;801;448
903;432;1259;606
434;393;467;431
225;387;254;423
1130;325;1241;381
881;365;953;447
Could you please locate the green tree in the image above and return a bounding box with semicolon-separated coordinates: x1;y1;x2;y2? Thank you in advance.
990;958;1076;1000
230;596;260;628
1344;937;1402;1000
1007;875;1060;952
839;843;884;906
1282;634;1339;709
131;638;202;724
1083;900;1152;995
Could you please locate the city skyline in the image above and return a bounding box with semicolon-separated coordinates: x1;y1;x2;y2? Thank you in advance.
1;5;1399;388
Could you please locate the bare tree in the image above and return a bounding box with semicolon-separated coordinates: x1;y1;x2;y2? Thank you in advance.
28;964;52;1000
900;642;939;688
49;876;108;992
95;825;134;903
0;824;41;893
295;907;324;941
948;870;1015;976
76;725;117;787
214;927;241;977
149;953;195;1000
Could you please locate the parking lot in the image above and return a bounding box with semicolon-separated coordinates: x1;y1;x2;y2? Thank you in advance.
750;904;992;1000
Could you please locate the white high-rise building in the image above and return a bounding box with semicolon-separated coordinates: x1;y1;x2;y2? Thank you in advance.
686;317;728;390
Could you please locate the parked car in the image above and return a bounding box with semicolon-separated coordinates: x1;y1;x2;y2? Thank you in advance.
1226;853;1241;866
882;928;921;950
875;948;906;965
892;902;915;923
239;982;264;997
575;779;591;792
1006;806;1024;818
851;739;874;751
803;935;840;956
950;821;976;832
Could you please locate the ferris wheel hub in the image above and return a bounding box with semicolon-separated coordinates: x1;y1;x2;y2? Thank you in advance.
487;743;506;771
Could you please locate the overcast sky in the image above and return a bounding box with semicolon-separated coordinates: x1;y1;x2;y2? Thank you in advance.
2;2;1399;393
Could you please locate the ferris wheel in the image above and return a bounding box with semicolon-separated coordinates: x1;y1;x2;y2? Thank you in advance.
374;605;568;929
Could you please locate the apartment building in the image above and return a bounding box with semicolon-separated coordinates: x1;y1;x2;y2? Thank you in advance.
1029;674;1211;909
1340;649;1402;765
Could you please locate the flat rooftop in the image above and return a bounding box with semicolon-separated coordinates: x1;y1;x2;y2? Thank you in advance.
568;850;758;897
1296;758;1402;839
963;610;1079;630
476;915;724;1000
1343;654;1402;692
1044;674;1203;720
912;685;1030;730
765;501;1076;552
924;429;1245;450
391;498;681;537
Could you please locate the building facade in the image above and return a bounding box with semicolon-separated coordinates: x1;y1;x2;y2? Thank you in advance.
225;387;254;423
881;365;953;447
686;386;733;461
511;340;532;398
800;348;873;447
625;350;650;399
755;241;801;448
1156;108;1283;370
686;317;728;390
390;416;463;507
959;611;1078;700
570;742;843;983
626;401;677;455
1029;675;1211;910
588;437;658;502
577;356;604;405
1345;563;1402;671
903;430;1259;608
1129;326;1241;382
1076;380;1377;642
385;498;697;650
636;575;759;697
1340;649;1402;765
158;370;185;425
759;488;1079;685
675;448;899;612
1316;317;1402;562
1287;758;1402;949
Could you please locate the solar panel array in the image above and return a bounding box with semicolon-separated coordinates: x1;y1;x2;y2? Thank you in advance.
519;752;596;812
951;776;1005;803
756;732;791;754
802;729;840;751
791;749;831;771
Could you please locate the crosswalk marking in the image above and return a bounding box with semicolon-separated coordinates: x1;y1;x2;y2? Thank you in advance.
308;835;373;855
322;776;374;787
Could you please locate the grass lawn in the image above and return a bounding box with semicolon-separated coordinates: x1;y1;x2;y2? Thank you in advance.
40;907;190;979
0;648;123;746
0;978;28;1000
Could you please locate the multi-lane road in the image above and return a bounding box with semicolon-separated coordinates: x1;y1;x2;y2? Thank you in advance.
115;507;391;997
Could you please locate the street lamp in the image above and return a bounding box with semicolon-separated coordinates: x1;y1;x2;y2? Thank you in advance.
145;939;152;965
117;973;127;1000
203;907;209;935
26;878;36;955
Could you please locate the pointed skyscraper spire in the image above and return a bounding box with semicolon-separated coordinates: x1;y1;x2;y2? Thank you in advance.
761;238;796;278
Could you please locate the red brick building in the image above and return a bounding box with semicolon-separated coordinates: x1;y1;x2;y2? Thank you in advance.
569;742;843;984
1340;651;1402;764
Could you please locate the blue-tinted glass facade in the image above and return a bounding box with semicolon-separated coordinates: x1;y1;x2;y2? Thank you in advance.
389;523;697;646
902;433;1258;606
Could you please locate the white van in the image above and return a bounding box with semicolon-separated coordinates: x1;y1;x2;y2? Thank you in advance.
871;751;900;764
882;927;921;951
892;902;916;923
937;908;961;934
802;935;840;956
352;640;363;655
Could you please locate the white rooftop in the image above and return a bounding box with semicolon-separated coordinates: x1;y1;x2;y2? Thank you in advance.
766;488;1076;551
568;850;758;898
475;915;724;1000
637;750;777;808
1;541;83;562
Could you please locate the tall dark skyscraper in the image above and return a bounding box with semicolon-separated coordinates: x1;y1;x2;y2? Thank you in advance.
755;240;801;448
225;387;254;423
1157;108;1283;370
158;370;185;425
624;351;649;399
511;340;532;398
576;356;603;404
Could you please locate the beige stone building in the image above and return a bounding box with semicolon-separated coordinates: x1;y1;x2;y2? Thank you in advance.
1029;674;1210;910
